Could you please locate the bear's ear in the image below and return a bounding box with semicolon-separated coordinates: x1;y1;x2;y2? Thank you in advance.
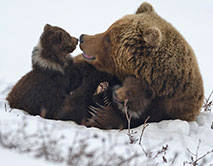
136;2;154;14
143;27;162;47
44;24;52;32
56;31;63;43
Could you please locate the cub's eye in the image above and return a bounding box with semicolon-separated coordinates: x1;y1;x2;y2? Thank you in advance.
105;35;111;43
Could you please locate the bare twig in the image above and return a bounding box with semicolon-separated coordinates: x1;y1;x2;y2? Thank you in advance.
137;116;150;157
194;149;213;164
123;99;138;144
153;144;168;163
123;99;131;142
186;148;196;157
4;103;7;112
170;152;179;165
195;139;201;160
117;153;140;165
184;139;213;166
124;99;131;133
203;90;213;112
139;116;150;145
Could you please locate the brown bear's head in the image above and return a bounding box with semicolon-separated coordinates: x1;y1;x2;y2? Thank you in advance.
41;24;78;55
79;2;162;79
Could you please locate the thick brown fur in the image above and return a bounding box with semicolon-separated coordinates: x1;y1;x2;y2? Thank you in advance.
83;81;127;129
84;77;153;129
57;54;121;124
7;24;79;118
80;2;204;128
113;76;152;119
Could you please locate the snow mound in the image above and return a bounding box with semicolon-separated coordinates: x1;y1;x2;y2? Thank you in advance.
0;83;213;165
0;102;213;166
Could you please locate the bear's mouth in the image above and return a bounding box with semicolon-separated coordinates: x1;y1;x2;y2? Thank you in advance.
82;53;96;61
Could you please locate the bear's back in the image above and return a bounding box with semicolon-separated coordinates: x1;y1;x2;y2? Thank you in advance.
7;69;70;118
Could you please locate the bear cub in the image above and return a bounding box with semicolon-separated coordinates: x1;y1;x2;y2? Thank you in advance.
7;24;79;118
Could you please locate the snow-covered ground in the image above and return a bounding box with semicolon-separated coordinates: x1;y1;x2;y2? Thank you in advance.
0;0;213;165
0;93;213;165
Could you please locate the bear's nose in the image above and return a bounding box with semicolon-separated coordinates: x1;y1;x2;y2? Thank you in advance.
79;34;85;43
73;37;79;45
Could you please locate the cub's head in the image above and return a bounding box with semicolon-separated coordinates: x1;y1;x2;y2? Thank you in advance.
32;24;78;73
41;24;78;54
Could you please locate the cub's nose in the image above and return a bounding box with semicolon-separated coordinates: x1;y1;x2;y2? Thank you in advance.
79;34;85;43
72;37;79;45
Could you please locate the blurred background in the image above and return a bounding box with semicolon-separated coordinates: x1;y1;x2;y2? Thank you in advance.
0;0;213;95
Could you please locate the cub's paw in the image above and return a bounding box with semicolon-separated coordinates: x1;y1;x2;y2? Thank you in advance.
94;81;109;95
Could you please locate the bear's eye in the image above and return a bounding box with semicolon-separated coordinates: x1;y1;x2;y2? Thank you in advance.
105;35;111;43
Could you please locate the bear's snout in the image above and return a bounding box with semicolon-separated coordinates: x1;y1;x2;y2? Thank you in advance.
72;37;79;46
79;34;85;43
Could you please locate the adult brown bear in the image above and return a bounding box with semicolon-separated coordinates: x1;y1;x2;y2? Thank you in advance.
80;2;204;128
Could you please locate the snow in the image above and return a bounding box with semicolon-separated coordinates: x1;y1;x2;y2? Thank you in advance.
0;101;213;165
0;148;56;166
0;0;213;165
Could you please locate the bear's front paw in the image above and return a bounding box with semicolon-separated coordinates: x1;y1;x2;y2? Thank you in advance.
84;105;125;129
94;81;109;95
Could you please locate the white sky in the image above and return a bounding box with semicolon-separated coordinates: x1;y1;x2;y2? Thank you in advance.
0;0;213;95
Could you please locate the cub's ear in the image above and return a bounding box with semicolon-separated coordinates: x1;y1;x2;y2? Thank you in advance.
44;24;52;31
57;31;63;43
136;2;154;14
143;27;162;47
